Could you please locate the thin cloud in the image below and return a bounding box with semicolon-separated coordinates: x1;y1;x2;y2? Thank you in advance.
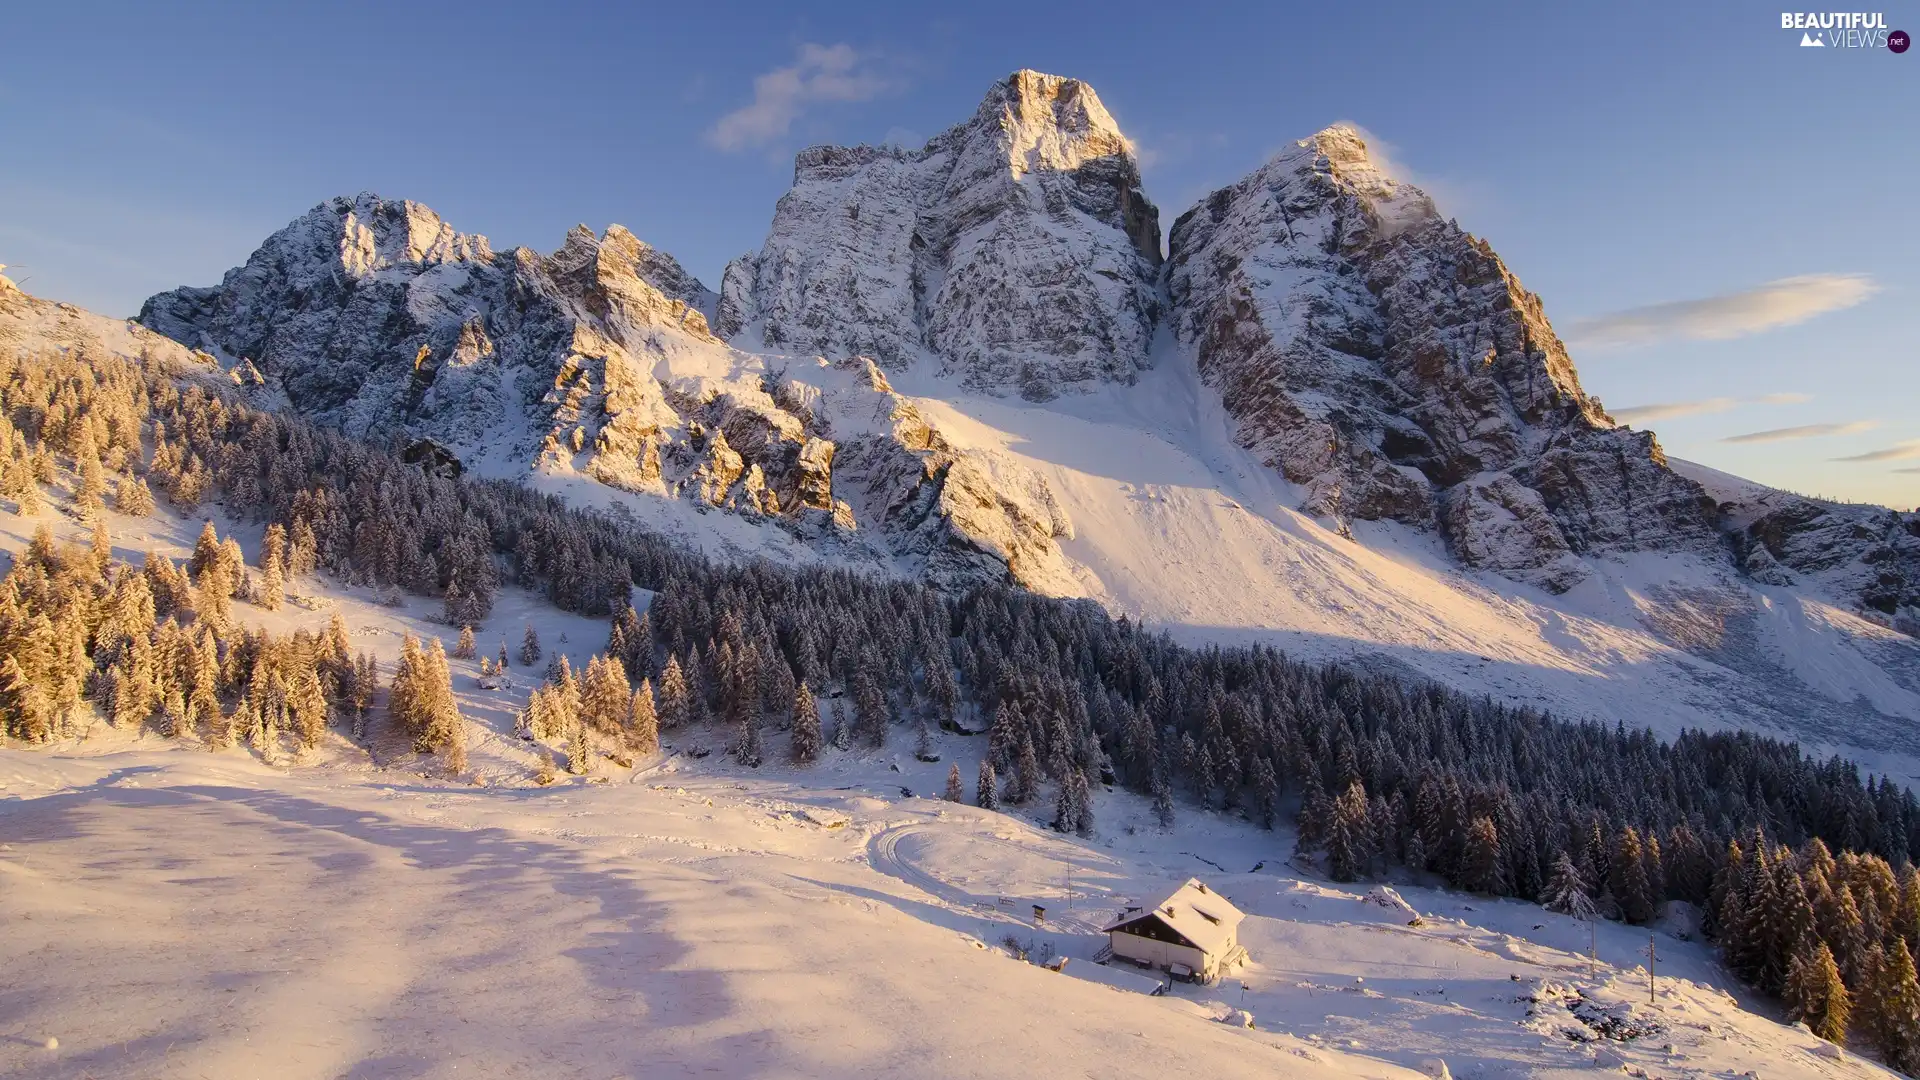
1610;392;1809;425
706;44;889;152
1834;440;1920;463
1565;274;1879;350
1721;419;1881;444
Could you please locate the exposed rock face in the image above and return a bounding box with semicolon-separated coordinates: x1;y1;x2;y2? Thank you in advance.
139;194;715;452
136;196;1074;591
1167;126;1720;589
718;70;1163;396
1714;488;1920;627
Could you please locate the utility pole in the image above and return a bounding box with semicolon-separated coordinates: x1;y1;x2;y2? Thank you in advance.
1647;930;1657;1005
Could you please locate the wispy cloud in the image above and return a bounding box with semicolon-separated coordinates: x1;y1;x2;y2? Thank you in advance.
1564;274;1879;350
1610;392;1808;425
706;44;889;152
1721;419;1881;444
1835;440;1920;463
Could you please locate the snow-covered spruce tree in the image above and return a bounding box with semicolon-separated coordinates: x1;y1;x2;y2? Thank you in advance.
976;757;999;810
1324;780;1372;882
519;625;542;666
453;626;477;660
1872;938;1920;1074
735;707;764;768
1009;733;1041;805
115;472;154;516
1786;936;1851;1044
1610;826;1655;925
1462;816;1504;895
830;698;850;751
628;679;658;756
1046;764;1095;836
945;763;964;802
1544;853;1596;920
582;654;630;734
852;669;887;748
657;655;690;731
789;681;820;764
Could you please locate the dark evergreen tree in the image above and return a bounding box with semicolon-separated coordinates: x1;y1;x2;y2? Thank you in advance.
976;757;999;811
790;682;821;764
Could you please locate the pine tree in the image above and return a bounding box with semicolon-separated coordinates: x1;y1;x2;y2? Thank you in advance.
1052;768;1082;834
453;626;477;660
1463;816;1503;895
944;763;964;802
657;655;691;730
1067;767;1095;837
1873;938;1920;1075
976;757;999;810
789;681;820;764
1325;780;1372;882
74;439;107;517
736;707;764;768
582;654;630;733
1545;853;1597;920
628;680;659;756
290;660;329;750
1010;733;1041;804
1150;740;1175;827
1785;936;1851;1044
116;472;154;516
829;691;852;745
520;624;542;666
853;669;887;747
1611;826;1656;925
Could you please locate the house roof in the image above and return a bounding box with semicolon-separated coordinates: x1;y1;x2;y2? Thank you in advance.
1102;878;1245;955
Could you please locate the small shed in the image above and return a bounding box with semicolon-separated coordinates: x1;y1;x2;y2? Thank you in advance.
1102;878;1248;983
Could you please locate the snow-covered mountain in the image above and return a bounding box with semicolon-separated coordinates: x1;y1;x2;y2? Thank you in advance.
716;69;1163;397
1167;125;1724;593
59;69;1916;775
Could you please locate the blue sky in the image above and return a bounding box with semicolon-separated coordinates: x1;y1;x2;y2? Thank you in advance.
3;0;1914;506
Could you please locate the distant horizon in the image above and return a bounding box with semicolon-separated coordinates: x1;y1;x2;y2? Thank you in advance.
3;1;1912;507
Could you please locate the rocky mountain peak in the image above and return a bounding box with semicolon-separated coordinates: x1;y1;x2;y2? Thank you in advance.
973;69;1134;178
1167;127;1717;590
327;192;493;278
717;70;1162;396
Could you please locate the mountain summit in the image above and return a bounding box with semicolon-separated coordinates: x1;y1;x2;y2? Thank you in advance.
1168;125;1720;590
716;70;1163;397
125;74;1917;632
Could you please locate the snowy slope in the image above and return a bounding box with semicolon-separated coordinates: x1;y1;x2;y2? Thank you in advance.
3;742;1901;1080
0;396;1904;1079
872;335;1920;783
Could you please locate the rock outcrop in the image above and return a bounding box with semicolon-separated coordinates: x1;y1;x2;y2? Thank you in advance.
1166;126;1721;590
136;195;1073;591
1714;487;1920;629
718;70;1163;397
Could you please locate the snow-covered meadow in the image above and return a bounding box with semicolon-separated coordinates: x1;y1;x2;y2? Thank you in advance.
3;730;1899;1080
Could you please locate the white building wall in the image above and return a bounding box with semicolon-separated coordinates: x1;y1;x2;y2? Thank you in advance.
1110;932;1206;975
